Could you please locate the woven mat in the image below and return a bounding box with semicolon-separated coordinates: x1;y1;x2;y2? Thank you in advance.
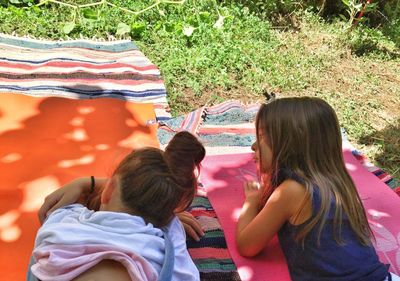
0;33;170;120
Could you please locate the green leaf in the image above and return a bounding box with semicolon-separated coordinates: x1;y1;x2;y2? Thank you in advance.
341;0;350;8
339;14;348;21
82;8;97;20
130;22;146;38
186;16;199;27
164;22;174;33
199;11;210;22
354;3;363;11
173;21;183;33
62;22;75;34
116;22;130;36
9;0;21;4
365;2;378;12
357;17;367;23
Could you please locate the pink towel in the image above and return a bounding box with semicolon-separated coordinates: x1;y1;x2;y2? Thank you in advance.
200;153;290;281
342;149;400;276
200;150;400;280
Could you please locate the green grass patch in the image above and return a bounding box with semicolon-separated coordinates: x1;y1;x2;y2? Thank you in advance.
0;1;399;179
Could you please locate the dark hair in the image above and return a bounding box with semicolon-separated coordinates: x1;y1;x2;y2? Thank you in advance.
113;131;205;227
256;97;373;245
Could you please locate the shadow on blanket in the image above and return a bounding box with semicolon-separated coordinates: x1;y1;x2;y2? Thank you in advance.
199;151;400;281
162;101;400;281
0;93;158;281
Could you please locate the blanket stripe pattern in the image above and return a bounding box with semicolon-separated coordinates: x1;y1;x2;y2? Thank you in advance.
187;185;241;281
157;100;400;281
0;34;170;120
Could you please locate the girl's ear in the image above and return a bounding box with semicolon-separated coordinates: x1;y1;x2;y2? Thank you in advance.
101;179;115;204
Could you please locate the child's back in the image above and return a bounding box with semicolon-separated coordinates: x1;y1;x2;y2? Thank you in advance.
278;174;388;281
32;203;198;281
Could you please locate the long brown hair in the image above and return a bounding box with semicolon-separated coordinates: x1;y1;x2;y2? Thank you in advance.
113;131;205;227
256;97;373;245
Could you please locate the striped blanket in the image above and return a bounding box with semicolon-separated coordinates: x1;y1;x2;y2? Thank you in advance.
158;100;400;280
0;34;170;120
0;34;168;281
158;100;400;193
158;101;258;155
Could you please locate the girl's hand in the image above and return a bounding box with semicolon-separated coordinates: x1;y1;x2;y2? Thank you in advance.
38;177;92;224
244;180;261;206
177;211;204;242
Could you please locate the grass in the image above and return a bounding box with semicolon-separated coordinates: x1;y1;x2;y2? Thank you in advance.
0;0;399;180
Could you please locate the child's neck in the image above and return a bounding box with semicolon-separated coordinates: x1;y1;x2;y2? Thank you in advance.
99;196;131;214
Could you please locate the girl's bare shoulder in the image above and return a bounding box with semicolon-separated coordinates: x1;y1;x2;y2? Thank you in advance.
276;179;307;198
272;179;310;215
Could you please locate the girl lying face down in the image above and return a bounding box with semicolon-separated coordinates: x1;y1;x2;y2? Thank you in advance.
30;131;205;281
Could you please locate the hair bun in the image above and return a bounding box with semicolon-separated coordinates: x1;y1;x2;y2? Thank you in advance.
165;131;205;164
164;131;205;211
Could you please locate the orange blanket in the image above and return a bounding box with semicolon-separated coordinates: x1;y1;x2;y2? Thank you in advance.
0;93;159;280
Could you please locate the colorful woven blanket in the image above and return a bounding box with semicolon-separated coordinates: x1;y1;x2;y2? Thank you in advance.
0;34;170;120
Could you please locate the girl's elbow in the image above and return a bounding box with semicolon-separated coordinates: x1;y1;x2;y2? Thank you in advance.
237;245;259;257
236;236;259;257
237;246;257;257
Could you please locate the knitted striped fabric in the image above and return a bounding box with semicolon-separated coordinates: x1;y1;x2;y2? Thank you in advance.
0;34;170;121
187;191;241;281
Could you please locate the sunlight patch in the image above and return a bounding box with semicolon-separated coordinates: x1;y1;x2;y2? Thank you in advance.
58;154;95;168
19;176;60;212
0;225;21;243
77;106;95;115
238;266;253;281
1;153;22;163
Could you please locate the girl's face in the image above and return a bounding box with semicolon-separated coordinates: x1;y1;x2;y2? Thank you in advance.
252;128;273;174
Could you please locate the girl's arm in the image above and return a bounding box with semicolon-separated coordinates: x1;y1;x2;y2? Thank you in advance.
38;177;108;223
236;179;307;257
38;178;205;241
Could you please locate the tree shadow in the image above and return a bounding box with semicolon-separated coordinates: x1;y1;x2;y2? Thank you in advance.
359;118;400;181
0;90;158;280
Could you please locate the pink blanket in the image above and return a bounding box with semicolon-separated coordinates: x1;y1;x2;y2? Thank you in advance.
200;150;400;281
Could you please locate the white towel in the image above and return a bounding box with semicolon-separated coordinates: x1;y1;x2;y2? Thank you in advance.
32;204;199;281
